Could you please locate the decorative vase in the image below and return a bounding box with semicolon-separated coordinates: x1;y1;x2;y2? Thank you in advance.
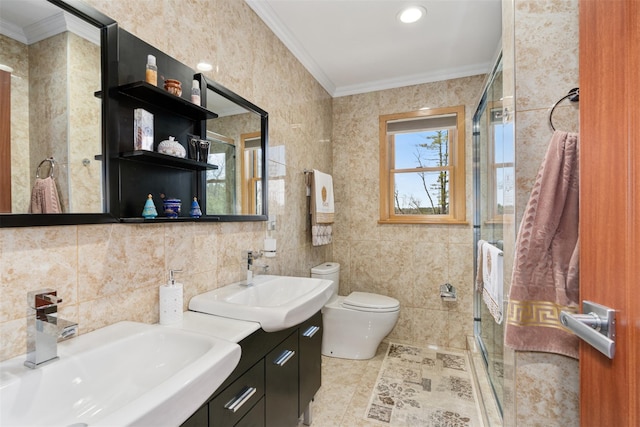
189;197;202;218
163;198;181;219
141;194;158;219
158;136;186;158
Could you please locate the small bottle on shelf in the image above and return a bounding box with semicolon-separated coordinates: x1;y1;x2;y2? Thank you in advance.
191;79;201;105
145;54;158;86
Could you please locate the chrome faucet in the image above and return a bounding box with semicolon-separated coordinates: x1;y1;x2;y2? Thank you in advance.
245;250;268;285
24;289;78;369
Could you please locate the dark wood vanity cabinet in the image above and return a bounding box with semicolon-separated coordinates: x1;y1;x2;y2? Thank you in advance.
183;311;323;427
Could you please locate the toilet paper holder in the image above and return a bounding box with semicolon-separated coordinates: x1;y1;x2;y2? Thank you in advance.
440;283;457;301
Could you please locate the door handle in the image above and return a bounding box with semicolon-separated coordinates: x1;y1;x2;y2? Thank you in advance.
560;300;616;359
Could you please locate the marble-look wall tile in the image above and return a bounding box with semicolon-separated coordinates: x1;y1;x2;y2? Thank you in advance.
0;35;31;213
507;0;580;424
29;33;70;211
68;33;102;213
0;0;332;363
514;0;579;112
0;226;78;323
514;352;579;426
333;76;484;349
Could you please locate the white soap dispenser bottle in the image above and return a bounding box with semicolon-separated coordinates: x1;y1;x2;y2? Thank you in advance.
159;269;183;325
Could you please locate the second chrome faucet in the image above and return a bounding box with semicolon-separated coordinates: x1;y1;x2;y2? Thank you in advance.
245;250;269;285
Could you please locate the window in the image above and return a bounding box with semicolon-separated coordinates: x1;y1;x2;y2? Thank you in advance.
241;132;262;214
379;106;466;224
488;107;514;221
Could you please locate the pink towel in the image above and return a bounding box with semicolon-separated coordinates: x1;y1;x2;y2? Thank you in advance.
505;131;580;359
29;176;61;214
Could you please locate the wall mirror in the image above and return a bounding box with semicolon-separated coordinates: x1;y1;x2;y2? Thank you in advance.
0;0;116;227
199;75;268;219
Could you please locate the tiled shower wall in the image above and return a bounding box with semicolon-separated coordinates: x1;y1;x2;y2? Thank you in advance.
0;0;333;362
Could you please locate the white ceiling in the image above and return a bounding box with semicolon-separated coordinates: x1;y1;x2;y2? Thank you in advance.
0;0;99;45
246;0;502;97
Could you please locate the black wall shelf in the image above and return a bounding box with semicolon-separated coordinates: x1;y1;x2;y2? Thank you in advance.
115;81;218;121
120;150;218;171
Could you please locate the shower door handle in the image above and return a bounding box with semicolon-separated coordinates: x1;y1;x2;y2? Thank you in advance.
560;301;616;359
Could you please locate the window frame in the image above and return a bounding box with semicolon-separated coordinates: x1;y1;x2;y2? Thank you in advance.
379;105;467;224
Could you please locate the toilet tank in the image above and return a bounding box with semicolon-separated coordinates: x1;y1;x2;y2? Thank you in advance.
311;262;340;296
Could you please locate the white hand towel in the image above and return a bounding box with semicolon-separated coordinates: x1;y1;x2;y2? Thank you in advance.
311;169;334;224
481;241;504;324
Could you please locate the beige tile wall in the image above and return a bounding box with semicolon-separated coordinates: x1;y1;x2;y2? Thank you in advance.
0;0;332;362
0;34;30;213
29;33;70;211
68;32;102;213
502;0;580;425
331;75;486;350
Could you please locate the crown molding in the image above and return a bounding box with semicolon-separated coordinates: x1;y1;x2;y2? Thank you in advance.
0;10;99;46
245;0;336;96
333;62;494;98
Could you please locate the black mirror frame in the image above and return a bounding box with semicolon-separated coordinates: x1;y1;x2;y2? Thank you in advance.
0;0;118;227
196;74;269;222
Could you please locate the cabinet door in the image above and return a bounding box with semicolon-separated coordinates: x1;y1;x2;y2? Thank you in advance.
298;311;322;416
265;332;299;427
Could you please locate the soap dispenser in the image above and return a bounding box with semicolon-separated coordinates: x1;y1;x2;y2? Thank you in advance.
159;269;183;325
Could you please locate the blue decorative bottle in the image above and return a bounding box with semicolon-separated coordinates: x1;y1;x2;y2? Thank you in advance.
142;194;158;219
190;197;202;218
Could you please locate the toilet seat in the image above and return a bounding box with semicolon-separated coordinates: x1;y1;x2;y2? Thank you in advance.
342;292;400;313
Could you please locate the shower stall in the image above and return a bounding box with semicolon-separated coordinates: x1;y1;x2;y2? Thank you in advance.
472;52;514;419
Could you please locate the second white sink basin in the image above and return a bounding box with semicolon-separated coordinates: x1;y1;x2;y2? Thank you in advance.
0;321;241;427
189;275;334;331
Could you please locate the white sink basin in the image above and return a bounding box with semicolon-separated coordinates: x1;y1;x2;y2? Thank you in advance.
189;275;334;332
0;321;241;427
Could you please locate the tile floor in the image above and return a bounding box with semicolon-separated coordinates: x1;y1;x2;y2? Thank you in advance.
300;341;485;427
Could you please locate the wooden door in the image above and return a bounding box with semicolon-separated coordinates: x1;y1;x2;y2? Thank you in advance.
579;0;639;425
0;69;11;212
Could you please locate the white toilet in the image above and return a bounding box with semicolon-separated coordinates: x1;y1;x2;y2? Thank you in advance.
311;262;400;360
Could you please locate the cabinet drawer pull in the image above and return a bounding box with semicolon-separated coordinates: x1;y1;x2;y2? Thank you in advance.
224;386;257;413
302;325;320;338
273;349;295;366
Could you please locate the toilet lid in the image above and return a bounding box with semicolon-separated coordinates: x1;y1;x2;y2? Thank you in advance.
342;292;400;312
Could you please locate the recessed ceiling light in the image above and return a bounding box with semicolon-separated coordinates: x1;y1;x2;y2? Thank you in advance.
398;6;426;24
196;62;213;72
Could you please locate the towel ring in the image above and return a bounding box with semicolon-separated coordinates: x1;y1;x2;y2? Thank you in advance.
549;87;579;131
36;157;56;179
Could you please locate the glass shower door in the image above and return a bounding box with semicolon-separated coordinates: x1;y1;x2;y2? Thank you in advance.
473;53;513;416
